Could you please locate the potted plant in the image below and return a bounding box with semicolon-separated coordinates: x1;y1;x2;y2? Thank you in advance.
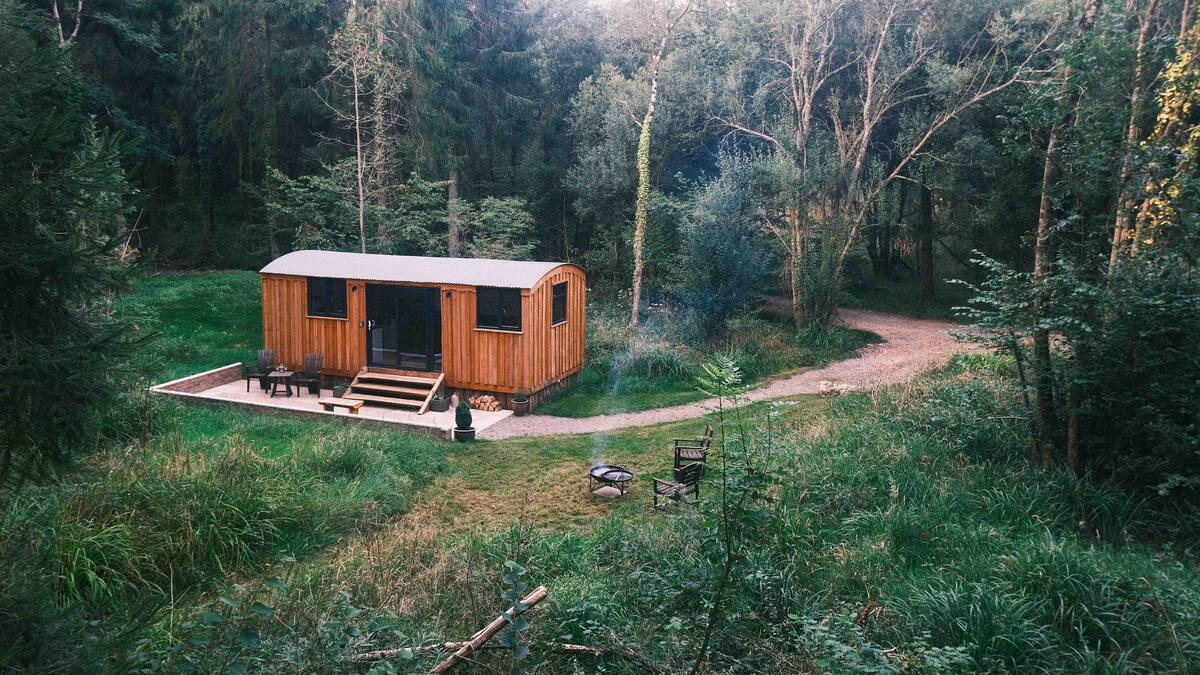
332;380;350;398
453;400;475;442
429;389;450;413
511;391;530;417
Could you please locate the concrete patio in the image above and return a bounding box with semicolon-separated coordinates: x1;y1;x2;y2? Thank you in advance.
150;364;512;439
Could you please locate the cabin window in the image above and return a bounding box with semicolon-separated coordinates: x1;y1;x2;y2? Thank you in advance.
307;277;346;318
476;287;521;332
551;282;568;325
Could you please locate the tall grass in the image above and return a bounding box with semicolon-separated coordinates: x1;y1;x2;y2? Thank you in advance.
0;423;446;671
147;354;1200;673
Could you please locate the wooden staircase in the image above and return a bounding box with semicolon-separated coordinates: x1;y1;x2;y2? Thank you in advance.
345;368;443;414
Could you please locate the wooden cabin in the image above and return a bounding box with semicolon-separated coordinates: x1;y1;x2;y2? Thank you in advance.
259;251;585;411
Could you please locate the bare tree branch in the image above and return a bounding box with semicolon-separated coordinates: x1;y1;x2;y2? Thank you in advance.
51;0;83;48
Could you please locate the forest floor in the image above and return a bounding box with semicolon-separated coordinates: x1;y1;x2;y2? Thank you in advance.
482;309;968;439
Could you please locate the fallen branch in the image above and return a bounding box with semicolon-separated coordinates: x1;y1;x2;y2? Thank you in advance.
430;585;548;673
550;642;662;673
349;583;660;672
353;640;660;673
350;642;465;663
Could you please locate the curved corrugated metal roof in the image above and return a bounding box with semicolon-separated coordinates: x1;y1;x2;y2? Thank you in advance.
260;250;573;289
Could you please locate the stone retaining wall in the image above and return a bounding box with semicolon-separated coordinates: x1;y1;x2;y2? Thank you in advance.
151;363;243;394
157;393;446;439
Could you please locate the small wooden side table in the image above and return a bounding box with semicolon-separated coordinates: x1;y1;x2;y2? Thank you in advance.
267;370;294;397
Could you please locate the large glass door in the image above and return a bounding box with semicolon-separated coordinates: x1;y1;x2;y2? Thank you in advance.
366;285;442;371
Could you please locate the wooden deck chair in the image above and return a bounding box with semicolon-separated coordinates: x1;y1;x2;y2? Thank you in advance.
653;462;706;508
244;349;276;392
293;353;324;396
674;424;713;468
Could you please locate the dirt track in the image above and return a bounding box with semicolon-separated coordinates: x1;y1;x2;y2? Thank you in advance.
479;309;968;440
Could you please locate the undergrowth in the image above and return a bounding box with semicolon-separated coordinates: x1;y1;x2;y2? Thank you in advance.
137;353;1200;673
0;423;446;671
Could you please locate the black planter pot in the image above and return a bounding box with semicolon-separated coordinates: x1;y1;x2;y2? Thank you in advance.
454;427;476;442
429;397;450;413
512;400;529;417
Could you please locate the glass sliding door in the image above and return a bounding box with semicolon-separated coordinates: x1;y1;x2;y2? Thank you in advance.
366;284;399;367
366;284;442;371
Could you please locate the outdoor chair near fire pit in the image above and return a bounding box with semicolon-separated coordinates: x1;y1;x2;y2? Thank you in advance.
652;461;705;508
243;349;276;392
673;424;713;469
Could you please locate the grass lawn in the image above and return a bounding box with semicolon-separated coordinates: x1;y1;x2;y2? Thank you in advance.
122;270;263;381
424;395;828;530
534;385;711;417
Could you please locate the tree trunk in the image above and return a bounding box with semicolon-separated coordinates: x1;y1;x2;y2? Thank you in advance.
1109;0;1159;271
787;205;805;329
447;168;462;257
1132;5;1196;254
1031;0;1102;467
1032;111;1062;468
918;181;934;305
630;5;690;325
630;52;662;326
630;103;654;325
351;45;367;254
369;4;391;249
1065;342;1090;472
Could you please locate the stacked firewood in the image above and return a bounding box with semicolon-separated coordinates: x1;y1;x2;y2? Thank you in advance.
467;394;502;411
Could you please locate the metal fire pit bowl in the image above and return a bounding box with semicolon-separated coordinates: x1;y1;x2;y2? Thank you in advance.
588;464;636;497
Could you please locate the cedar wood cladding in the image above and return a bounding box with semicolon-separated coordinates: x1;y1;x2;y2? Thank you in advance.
260;254;585;396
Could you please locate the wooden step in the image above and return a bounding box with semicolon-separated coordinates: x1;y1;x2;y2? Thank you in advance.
349;369;444;415
342;392;423;409
349;382;431;397
357;372;439;387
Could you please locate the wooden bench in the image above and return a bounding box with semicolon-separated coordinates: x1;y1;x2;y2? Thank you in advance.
319;398;364;414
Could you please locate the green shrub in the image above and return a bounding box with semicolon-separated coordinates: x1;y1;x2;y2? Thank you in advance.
958;253;1200;498
609;341;693;383
456;400;473;430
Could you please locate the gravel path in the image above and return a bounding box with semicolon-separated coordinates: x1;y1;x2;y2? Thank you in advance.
479;309;967;440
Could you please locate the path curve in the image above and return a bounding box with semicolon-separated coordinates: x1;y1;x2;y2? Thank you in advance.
480;309;967;440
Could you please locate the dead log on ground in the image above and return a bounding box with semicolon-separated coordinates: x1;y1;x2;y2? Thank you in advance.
430;585;548;673
353;639;660;673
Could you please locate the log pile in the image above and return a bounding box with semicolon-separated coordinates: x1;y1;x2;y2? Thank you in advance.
468;394;503;411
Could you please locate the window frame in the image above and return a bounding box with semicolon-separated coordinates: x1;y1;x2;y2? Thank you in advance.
306;277;347;319
551;281;568;326
475;286;522;332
